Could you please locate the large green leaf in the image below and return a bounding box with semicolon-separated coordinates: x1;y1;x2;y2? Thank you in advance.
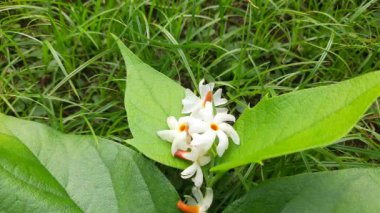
213;71;380;171
224;168;380;212
0;113;179;212
113;35;188;169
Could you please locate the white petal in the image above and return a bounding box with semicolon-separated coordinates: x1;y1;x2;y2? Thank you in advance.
181;163;198;179
214;113;235;124
184;88;199;102
208;82;215;93
199;79;206;98
157;130;176;142
192;187;203;204
181;146;200;162
167;116;178;130
182;89;201;114
172;132;188;155
191;130;216;152
213;88;227;106
219;123;240;145
184;195;197;206
216;107;228;114
182;101;201;114
190;133;202;146
190;108;203;120
200;102;214;122
198;155;211;166
171;143;179;156
216;130;229;157
201;188;213;211
199;79;209;99
178;116;191;123
192;165;203;187
188;118;208;134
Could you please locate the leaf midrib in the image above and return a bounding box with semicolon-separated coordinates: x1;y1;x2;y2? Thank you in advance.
0;162;78;204
0;117;121;212
130;63;174;117
0;132;83;211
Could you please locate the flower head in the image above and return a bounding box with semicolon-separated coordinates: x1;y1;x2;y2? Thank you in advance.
177;187;213;213
157;116;192;155
157;79;240;212
175;147;211;187
190;102;240;157
182;79;227;116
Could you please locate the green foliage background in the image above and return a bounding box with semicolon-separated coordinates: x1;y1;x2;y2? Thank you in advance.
1;0;380;211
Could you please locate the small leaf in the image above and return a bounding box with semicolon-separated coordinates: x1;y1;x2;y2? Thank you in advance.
224;168;380;212
113;35;188;169
0;113;179;212
213;71;380;171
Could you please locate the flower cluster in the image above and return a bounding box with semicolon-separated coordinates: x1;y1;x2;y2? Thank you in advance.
157;79;240;212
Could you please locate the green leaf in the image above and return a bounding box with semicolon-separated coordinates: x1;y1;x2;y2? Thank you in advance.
0;133;81;212
224;168;380;212
113;35;188;169
0;113;179;212
213;71;380;171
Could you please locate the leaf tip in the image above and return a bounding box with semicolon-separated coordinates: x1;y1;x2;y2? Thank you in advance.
111;34;143;67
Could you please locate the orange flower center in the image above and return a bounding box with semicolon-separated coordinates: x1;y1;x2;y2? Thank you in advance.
210;123;219;131
179;123;188;132
177;200;200;213
202;91;213;106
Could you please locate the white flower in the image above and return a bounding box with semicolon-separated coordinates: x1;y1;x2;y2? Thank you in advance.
190;102;240;157
157;116;192;155
182;79;227;116
175;148;211;187
177;187;213;213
